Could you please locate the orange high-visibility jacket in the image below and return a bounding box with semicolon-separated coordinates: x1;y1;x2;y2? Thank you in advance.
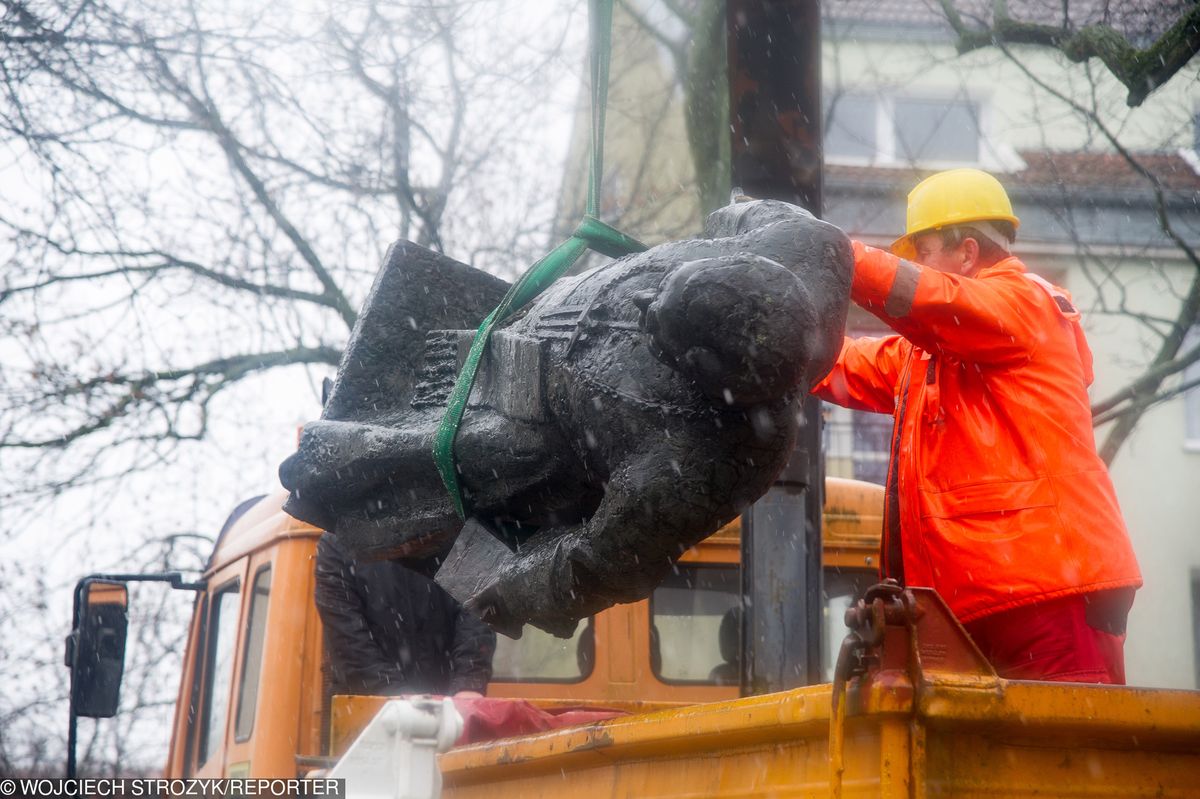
814;242;1141;624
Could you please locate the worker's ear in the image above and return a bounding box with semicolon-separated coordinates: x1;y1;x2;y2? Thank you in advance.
958;236;980;275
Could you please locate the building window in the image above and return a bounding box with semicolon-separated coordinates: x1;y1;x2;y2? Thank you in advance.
825;94;877;160
1192;569;1200;688
893;98;980;163
824;92;982;167
1185;326;1200;450
824;403;891;485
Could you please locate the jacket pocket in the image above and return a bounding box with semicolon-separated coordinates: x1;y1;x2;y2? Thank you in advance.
919;477;1056;520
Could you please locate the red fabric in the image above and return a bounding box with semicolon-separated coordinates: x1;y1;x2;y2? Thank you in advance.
964;593;1127;684
813;243;1141;624
449;697;626;745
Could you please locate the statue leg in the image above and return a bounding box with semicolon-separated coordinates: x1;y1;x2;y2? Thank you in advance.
438;438;748;638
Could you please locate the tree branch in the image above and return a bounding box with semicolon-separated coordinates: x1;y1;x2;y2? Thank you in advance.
3;346;341;449
143;42;358;328
616;0;689;68
1092;374;1200;426
1091;341;1200;416
329;19;446;252
0;225;337;308
938;0;1200;106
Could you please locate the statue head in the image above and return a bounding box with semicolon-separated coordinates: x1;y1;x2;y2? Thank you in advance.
636;253;816;407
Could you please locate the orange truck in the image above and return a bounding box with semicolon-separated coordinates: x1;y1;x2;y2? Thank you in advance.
66;476;1200;796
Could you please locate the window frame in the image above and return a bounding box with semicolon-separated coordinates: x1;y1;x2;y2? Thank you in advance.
489;618;596;684
196;578;241;769
182;593;209;777
1183;325;1200;453
823;87;1017;172
1192;568;1200;688
648;563;742;687
233;564;272;743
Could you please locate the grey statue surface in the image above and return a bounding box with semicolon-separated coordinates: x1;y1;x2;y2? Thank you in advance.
279;200;852;638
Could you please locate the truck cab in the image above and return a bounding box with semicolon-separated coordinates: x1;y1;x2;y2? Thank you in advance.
159;477;884;777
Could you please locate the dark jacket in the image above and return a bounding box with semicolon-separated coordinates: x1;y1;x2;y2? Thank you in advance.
314;532;496;695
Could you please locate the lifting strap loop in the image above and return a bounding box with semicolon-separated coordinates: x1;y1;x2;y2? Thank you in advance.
573;215;646;259
432;0;647;519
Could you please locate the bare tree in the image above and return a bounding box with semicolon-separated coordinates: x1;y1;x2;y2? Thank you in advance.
0;0;572;491
932;0;1200;460
0;0;578;772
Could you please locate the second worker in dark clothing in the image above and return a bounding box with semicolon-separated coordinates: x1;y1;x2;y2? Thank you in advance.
315;532;496;696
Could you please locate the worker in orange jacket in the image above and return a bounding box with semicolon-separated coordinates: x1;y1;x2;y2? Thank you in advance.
814;168;1142;683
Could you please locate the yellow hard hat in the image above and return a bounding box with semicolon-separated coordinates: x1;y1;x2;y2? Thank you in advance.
891;168;1020;260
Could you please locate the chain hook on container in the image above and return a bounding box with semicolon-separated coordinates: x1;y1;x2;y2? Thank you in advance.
829;579;914;799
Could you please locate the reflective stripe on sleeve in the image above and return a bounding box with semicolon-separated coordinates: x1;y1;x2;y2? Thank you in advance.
883;259;921;317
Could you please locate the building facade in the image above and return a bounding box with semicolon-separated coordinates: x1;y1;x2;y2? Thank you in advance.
558;0;1200;687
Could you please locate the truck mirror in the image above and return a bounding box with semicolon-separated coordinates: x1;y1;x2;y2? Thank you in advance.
68;580;129;718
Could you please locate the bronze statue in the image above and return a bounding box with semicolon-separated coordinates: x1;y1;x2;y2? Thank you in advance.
280;200;852;637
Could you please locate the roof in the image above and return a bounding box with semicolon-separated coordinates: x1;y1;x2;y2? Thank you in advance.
824;0;1192;43
1013;150;1200;192
827;149;1200;193
824;149;1200;249
208;490;321;575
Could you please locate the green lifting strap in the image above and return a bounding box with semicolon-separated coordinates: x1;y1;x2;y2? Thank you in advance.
432;0;648;519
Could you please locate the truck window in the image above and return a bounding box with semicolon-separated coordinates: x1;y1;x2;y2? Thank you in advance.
234;566;270;741
653;565;880;685
198;581;240;767
492;619;593;682
822;569;878;682
182;595;208;776
651;565;739;684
